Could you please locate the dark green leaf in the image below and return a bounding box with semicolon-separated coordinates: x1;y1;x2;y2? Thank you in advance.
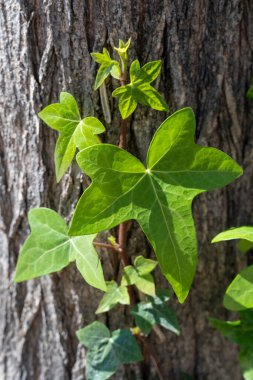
69;108;242;302
15;208;106;291
131;291;179;335
77;322;143;380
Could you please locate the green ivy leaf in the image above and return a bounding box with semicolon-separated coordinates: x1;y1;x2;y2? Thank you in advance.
112;60;168;119
131;290;179;335
15;208;106;291
69;108;242;302
76;321;143;380
121;256;157;296
224;265;253;311
212;227;253;311
96;280;130;314
211;311;253;380
39;93;105;182
91;48;121;90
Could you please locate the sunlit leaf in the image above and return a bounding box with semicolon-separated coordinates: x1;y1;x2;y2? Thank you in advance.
69;108;242;302
15;208;106;291
112;59;168;119
39;93;105;181
91;48;121;89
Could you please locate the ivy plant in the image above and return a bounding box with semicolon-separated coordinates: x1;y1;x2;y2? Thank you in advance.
14;38;243;380
211;226;253;379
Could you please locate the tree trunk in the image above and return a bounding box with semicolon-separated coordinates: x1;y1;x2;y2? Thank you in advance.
1;1;253;379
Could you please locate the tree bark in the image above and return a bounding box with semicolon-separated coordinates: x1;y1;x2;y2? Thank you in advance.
0;1;253;379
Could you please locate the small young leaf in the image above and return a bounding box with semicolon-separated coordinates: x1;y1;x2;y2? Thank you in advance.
96;280;130;314
39;93;105;181
15;208;106;291
91;48;121;89
114;38;131;62
223;265;253;311
121;256;157;296
69;108;243;302
112;59;168;119
77;322;143;380
131;290;179;335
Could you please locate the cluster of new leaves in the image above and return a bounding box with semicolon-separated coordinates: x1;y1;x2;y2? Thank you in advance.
69;107;242;303
39;92;105;182
15;208;106;291
76;322;142;380
211;311;253;380
91;38;131;91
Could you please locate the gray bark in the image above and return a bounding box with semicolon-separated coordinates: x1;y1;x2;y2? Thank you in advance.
0;1;253;379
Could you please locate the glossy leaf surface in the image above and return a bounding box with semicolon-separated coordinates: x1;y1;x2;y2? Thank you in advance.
77;321;143;380
131;290;179;335
112;60;168;118
69;108;242;302
96;281;130;314
15;208;106;291
39;93;105;181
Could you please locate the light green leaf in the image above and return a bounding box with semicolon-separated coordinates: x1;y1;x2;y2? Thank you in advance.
224;265;253;311
131;290;179;335
96;280;130;314
240;347;253;380
15;208;106;291
212;226;253;244
69;108;242;302
114;38;131;62
74;117;105;150
112;60;168;118
39;93;105;182
121;256;157;296
134;256;157;275
91;48;121;89
77;321;143;380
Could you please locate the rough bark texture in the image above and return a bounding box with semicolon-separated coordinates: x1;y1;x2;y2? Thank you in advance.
1;1;253;379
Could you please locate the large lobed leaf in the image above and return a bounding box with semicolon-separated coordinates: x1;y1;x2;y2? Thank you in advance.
69;107;242;303
112;59;168;119
77;321;143;380
15;208;106;291
39;92;105;182
212;227;253;311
